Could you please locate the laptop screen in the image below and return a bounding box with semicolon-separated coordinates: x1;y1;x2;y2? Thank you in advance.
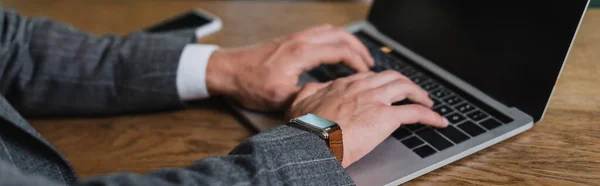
368;0;588;122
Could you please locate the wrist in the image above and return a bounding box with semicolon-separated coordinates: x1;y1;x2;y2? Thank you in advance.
289;113;346;167
206;50;238;96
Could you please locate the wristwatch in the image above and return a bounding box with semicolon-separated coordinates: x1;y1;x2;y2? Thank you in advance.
289;113;343;162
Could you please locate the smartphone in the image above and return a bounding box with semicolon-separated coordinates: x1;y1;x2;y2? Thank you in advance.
144;8;222;39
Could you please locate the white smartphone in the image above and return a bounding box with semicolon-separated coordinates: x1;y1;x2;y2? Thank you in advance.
144;8;222;39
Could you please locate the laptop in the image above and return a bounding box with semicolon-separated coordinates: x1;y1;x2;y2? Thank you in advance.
227;0;590;185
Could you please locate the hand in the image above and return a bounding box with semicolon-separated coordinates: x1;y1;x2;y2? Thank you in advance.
287;70;449;168
205;24;374;111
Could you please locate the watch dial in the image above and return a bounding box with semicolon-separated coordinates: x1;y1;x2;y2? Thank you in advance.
298;114;337;129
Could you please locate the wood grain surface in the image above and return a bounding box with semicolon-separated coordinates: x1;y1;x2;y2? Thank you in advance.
2;1;599;185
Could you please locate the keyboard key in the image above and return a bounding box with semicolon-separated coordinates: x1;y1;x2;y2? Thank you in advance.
480;118;502;130
355;34;378;49
467;110;488;122
455;103;475;113
307;66;335;82
401;68;418;77
404;124;426;131
446;112;466;124
458;121;486;137
372;65;387;72
443;96;464;106
390;62;407;71
380;54;396;63
392;99;414;106
432;88;451;98
308;67;331;82
433;105;453;115
410;75;428;85
392;127;412;140
416;128;453;151
436;126;470;144
421;81;440;91
328;65;355;78
413;145;436;158
432;98;442;107
401;136;425;149
372;57;385;67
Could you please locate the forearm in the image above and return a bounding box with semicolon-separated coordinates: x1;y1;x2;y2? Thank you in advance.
0;8;191;116
0;126;353;186
79;126;352;186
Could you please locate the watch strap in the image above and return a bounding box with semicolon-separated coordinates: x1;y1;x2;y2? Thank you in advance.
327;129;343;162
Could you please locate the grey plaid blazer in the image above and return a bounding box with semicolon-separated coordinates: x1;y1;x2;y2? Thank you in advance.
0;7;353;186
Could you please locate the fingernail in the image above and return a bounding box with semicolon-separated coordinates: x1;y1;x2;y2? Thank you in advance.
442;117;449;126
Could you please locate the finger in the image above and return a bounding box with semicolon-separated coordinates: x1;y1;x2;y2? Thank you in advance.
370;79;432;107
306;24;335;33
334;71;376;84
290;28;374;68
292;42;370;72
331;29;374;67
310;29;374;67
285;24;334;41
361;70;411;89
387;104;448;128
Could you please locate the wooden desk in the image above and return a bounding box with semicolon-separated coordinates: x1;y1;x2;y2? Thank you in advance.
3;1;599;185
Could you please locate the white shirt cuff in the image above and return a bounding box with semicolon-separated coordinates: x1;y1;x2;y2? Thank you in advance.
176;44;219;101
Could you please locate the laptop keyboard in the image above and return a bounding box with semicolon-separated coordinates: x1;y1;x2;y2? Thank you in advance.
306;32;512;158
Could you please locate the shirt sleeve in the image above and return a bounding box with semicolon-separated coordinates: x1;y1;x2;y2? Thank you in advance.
176;44;219;101
1;7;192;116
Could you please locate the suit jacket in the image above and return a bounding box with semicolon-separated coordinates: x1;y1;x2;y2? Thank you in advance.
0;7;354;186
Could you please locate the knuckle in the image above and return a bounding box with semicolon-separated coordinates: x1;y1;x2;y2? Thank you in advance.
381;70;401;78
302;82;320;91
342;44;354;52
263;83;290;101
288;42;309;56
416;105;429;113
271;90;290;102
364;71;376;76
406;104;427;114
348;80;368;89
351;50;363;60
288;33;305;41
304;82;320;88
420;90;430;98
390;81;410;91
365;92;381;101
423;88;430;95
334;42;349;51
408;82;422;90
403;81;421;91
332;78;348;87
375;104;392;113
340;46;358;60
356;91;372;101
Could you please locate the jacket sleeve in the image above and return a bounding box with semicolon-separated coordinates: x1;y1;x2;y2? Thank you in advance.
0;7;191;116
0;126;355;186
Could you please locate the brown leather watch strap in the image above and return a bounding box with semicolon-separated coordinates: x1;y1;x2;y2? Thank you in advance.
327;129;344;163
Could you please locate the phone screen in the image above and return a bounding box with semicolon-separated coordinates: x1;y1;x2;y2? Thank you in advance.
145;12;212;33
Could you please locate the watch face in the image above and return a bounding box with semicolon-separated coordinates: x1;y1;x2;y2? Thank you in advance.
297;114;337;129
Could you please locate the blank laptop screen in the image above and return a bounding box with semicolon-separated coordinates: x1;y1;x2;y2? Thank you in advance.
368;0;588;122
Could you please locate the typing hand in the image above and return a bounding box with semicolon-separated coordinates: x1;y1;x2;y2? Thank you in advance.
287;71;449;168
205;24;374;111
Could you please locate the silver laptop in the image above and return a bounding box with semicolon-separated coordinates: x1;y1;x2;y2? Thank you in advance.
227;0;590;185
